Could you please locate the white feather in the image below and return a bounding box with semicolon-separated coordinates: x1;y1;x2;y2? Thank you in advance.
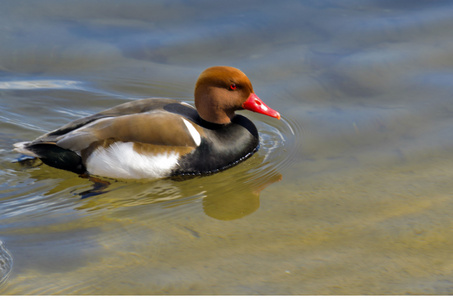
182;118;201;146
85;142;179;179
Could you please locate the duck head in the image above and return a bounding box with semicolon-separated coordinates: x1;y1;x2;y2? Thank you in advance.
194;66;280;124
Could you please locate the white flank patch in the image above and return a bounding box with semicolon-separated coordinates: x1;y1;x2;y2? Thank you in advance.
182;119;201;146
86;142;179;179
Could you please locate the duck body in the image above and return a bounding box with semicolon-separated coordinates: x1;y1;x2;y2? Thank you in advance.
15;98;259;179
14;66;280;179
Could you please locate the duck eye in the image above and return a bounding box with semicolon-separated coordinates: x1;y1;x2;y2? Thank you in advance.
229;84;237;90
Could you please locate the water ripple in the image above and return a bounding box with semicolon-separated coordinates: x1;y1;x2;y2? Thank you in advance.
256;114;302;176
0;241;13;288
0;80;82;90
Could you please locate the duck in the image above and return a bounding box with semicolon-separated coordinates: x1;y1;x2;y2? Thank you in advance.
13;66;280;179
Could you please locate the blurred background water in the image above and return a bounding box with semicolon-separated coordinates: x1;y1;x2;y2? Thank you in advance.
1;0;453;295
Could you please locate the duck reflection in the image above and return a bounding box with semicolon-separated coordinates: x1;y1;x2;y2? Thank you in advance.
200;171;282;220
18;155;282;220
78;170;282;220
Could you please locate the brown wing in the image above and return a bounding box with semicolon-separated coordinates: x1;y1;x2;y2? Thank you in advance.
34;98;183;142
55;112;200;152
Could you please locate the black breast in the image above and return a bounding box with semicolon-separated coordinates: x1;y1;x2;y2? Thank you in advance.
172;114;259;176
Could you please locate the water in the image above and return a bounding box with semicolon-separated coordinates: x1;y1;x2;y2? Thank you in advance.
1;0;453;295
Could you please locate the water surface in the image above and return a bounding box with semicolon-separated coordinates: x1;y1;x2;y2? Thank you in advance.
1;0;453;295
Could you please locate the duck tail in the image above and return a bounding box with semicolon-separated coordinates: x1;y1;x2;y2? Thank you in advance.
13;141;38;157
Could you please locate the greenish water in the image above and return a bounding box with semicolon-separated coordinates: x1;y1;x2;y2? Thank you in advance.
1;0;453;295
